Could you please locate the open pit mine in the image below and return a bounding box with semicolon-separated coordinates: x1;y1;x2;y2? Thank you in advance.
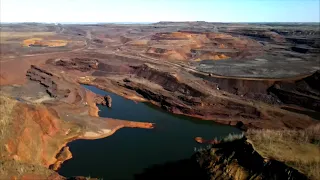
0;22;319;180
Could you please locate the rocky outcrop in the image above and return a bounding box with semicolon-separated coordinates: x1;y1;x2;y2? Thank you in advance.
195;139;308;180
95;94;112;107
50;146;73;171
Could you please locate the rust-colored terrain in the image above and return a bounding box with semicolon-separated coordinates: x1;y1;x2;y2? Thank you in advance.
0;22;319;178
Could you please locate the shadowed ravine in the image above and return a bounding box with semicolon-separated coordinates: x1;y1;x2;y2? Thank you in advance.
58;85;240;180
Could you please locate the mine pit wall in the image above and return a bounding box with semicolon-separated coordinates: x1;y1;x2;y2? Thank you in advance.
193;71;320;109
195;139;308;180
269;86;320;112
77;62;318;129
26;65;59;98
192;71;276;95
26;65;71;99
124;65;265;121
269;71;320;112
133;64;204;97
303;71;320;92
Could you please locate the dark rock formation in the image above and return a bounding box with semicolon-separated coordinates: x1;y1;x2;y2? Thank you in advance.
95;95;112;107
105;95;112;108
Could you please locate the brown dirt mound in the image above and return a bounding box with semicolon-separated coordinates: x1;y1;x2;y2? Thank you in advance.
23;38;68;47
53;58;99;72
145;31;262;61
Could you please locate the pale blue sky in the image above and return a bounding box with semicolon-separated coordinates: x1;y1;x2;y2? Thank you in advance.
1;0;319;23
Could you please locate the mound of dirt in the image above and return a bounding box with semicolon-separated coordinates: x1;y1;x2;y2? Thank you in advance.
54;58;99;72
23;38;68;47
143;31;263;61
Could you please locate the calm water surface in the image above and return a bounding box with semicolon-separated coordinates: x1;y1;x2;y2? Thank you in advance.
58;85;240;179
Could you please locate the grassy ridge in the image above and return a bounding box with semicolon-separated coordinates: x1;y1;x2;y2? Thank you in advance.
247;125;320;179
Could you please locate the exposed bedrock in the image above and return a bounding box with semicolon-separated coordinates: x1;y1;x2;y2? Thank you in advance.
26;65;83;105
193;72;275;95
26;65;61;98
133;64;204;97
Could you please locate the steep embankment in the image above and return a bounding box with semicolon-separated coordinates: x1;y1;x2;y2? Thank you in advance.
269;70;320;112
0;95;81;179
193;70;320;111
75;60;317;129
195;126;320;180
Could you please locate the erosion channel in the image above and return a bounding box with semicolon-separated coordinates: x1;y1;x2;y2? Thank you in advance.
58;85;241;179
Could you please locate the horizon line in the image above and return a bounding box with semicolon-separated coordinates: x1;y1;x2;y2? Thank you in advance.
1;21;320;24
